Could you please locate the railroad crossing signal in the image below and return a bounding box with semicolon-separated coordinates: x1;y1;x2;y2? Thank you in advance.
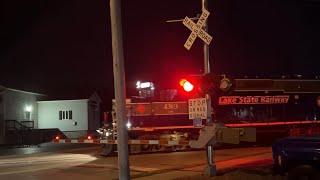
183;8;213;50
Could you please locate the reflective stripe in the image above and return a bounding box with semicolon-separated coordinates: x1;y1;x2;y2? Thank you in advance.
84;140;93;143
149;140;159;144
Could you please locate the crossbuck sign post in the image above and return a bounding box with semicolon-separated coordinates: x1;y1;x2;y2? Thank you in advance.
183;8;212;50
181;2;218;178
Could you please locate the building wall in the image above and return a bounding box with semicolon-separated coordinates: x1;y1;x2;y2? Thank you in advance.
38;100;89;131
2;90;39;128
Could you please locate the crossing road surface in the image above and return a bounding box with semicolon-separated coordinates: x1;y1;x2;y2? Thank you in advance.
0;144;273;180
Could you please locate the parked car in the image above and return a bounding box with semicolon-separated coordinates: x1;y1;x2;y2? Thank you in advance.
272;135;320;179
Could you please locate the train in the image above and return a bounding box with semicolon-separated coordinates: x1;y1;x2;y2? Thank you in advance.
93;76;320;155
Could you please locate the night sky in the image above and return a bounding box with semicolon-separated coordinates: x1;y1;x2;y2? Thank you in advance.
1;0;320;110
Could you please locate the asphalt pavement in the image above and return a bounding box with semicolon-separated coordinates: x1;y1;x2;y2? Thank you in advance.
0;143;274;180
0;142;100;157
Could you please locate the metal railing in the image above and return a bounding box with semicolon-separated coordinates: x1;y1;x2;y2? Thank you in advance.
20;121;34;129
5;120;34;131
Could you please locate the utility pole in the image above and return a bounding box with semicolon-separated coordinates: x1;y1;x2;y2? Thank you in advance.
109;0;130;180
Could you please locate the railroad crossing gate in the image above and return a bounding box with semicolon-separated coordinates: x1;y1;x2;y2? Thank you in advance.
183;8;213;50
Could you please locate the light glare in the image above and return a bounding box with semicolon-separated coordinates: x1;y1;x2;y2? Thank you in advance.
25;105;32;112
183;81;194;92
126;121;131;128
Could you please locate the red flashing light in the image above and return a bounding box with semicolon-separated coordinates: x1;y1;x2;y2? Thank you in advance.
180;79;194;92
87;135;92;140
183;81;194;92
55;136;60;140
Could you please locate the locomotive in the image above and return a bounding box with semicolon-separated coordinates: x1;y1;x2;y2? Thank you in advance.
98;75;320;154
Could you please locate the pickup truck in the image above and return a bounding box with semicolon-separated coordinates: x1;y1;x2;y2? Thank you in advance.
272;135;320;179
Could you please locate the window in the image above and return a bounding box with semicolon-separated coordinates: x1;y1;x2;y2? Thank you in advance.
59;111;62;120
59;110;73;120
69;110;73;119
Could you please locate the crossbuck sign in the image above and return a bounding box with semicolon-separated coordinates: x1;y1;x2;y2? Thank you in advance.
183;8;213;50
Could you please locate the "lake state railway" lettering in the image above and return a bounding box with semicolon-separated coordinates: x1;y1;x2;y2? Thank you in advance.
218;95;290;105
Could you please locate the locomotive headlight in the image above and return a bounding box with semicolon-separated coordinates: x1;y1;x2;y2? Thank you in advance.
126;121;132;129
